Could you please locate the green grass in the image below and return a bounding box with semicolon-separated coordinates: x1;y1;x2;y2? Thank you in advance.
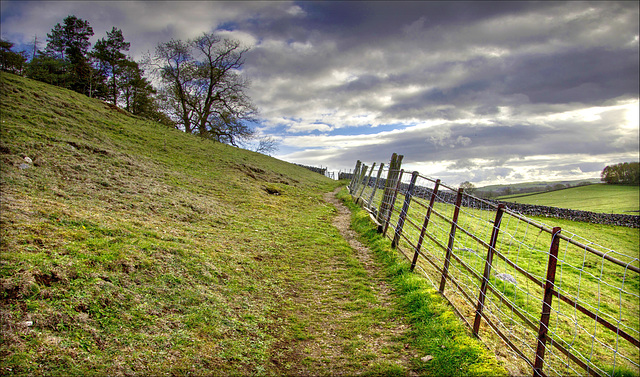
497;184;640;214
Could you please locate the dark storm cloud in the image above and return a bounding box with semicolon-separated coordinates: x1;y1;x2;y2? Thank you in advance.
502;48;640;104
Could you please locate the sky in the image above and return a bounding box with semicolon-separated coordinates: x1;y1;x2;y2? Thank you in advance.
1;1;638;186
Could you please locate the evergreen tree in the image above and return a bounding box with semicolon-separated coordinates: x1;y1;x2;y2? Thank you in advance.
45;15;96;95
0;39;28;74
92;27;130;105
25;51;69;86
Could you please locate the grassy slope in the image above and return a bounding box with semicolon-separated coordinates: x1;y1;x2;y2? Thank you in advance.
0;73;506;376
476;179;600;193
497;184;640;214
0;72;335;375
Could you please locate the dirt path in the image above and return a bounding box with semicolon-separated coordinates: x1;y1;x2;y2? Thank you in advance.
313;187;418;375
322;187;390;289
268;186;419;375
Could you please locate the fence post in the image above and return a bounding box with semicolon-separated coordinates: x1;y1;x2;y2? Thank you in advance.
354;163;368;200
533;227;562;377
392;170;419;248
367;163;385;213
410;179;441;271
356;163;376;205
439;187;464;293
377;153;403;225
383;169;404;236
349;160;362;194
472;204;505;336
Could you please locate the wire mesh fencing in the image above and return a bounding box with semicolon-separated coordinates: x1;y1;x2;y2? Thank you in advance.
346;156;639;377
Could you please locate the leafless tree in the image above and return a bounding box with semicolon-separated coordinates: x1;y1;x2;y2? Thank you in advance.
150;33;257;145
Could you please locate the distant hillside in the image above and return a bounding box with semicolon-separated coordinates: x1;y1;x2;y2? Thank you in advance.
497;183;639;214
476;178;600;196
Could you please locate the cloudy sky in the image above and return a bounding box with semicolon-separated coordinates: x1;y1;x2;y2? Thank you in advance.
2;1;638;186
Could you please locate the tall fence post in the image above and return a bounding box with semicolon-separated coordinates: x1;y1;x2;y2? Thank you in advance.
354;163;369;200
392;170;419;248
356;163;376;205
533;227;562;377
383;169;404;236
473;204;505;336
410;179;441;271
377;153;403;225
349;160;362;194
439;187;464;293
367;163;385;213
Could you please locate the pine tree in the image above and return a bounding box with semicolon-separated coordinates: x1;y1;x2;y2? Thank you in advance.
92;27;130;105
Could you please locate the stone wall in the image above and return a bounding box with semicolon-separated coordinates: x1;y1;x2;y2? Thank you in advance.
489;200;639;228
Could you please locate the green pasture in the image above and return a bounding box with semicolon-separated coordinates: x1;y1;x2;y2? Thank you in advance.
498;184;640;214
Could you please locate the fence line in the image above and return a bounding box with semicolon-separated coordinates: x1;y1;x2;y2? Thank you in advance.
347;153;639;377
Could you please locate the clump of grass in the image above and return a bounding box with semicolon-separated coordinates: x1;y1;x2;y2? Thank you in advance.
337;188;508;377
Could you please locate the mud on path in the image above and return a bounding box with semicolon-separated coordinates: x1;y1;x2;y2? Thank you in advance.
269;187;418;376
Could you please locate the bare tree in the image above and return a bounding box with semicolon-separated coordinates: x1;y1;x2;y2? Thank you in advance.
459;181;477;195
150;33;257;144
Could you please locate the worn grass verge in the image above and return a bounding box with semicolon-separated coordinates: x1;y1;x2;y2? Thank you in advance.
337;188;508;377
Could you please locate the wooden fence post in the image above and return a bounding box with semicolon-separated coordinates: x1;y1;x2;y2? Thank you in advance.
410;179;441;271
473;204;505;336
383;169;404;236
357;163;376;205
439;187;464;293
377;153;403;225
392;170;419;248
349;160;362;194
533;227;562;377
355;163;369;200
367;163;385;213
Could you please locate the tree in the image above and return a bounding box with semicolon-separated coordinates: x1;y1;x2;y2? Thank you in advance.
92;27;130;105
253;136;279;155
25;51;69;86
0;39;27;74
601;162;640;185
150;32;257;144
45;15;96;95
119;58;170;125
460;181;477;195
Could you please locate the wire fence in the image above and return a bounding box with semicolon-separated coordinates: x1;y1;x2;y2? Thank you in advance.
347;154;639;377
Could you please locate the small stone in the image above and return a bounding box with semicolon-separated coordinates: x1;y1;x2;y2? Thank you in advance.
24;320;33;327
19;163;30;170
496;273;517;285
24;156;33;164
421;355;434;362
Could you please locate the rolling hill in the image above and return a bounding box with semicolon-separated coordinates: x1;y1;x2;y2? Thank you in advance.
497;183;639;214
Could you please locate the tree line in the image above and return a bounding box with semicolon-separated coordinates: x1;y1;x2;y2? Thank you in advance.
0;15;277;154
601;162;639;185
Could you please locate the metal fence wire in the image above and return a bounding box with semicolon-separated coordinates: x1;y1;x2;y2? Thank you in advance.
346;155;639;377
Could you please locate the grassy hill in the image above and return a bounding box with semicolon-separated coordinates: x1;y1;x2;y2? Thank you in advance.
0;73;506;376
476;179;600;194
497;184;639;214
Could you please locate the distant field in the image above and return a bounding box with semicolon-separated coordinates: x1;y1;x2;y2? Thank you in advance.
497;184;639;214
